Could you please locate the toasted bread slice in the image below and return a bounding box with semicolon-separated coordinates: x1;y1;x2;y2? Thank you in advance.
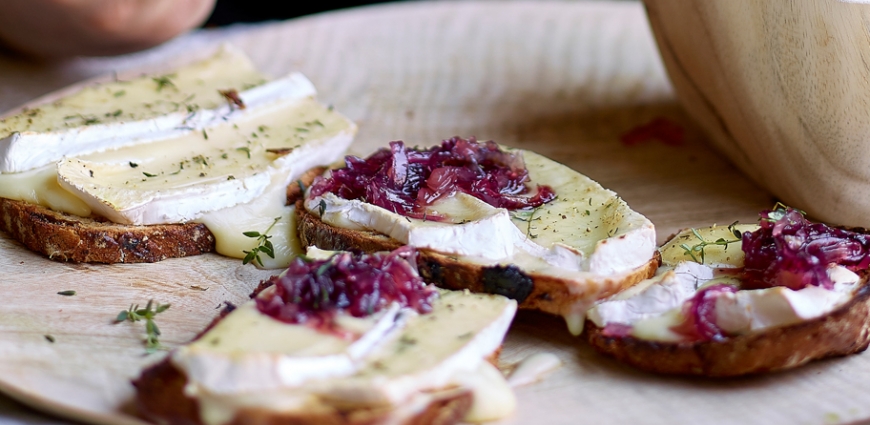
0;168;324;264
584;212;870;377
297;202;659;321
0;198;215;263
585;280;870;377
133;351;476;425
133;248;514;425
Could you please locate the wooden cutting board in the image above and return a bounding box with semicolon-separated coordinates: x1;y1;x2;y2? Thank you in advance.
1;1;866;424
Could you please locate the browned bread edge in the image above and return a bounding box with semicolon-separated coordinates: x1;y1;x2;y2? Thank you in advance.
134;340;481;425
585;280;870;377
0;198;215;263
296;201;659;317
0;166;326;264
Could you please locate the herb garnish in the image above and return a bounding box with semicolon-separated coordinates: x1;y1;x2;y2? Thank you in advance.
57;290;76;296
242;216;281;266
236;146;251;159
142;171;158;178
129;162;139;168
115;300;171;353
680;221;743;264
152;75;176;92
44;335;55;343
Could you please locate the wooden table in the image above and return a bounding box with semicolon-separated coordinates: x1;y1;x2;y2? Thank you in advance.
3;1;865;424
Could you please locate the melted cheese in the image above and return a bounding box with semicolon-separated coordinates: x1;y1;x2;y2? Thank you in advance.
506;352;562;388
58;97;354;225
590;224;863;342
174;289;518;425
0;48;357;268
0;45;270;173
306;148;657;333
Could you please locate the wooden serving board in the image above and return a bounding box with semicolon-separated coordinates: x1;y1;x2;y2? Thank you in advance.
1;1;867;424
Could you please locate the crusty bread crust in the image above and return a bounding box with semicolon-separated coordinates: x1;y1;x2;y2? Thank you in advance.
0;166;326;264
296;202;659;317
0;198;215;263
585;280;870;377
133;359;473;425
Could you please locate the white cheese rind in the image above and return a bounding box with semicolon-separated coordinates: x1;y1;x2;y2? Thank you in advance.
593;260;861;341
56;95;356;226
0;46;289;173
173;290;517;425
306;149;656;277
172;300;403;394
587;261;712;328
715;268;861;334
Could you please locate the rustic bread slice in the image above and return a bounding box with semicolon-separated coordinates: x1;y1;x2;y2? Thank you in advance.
0;198;215;263
0;167;324;264
297;202;659;321
133;249;512;425
133;348;475;425
585;280;870;377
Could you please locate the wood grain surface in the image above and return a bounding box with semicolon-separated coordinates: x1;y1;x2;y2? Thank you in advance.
643;0;870;230
1;1;865;424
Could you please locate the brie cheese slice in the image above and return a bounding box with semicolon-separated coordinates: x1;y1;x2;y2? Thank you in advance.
590;224;863;342
0;46;280;173
57;98;354;225
173;289;517;425
308;148;656;277
172;296;404;394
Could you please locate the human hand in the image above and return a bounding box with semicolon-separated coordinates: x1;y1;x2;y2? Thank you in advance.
0;0;216;60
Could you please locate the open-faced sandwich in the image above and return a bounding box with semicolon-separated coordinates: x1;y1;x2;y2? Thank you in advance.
585;205;870;376
0;46;356;267
133;246;518;425
297;136;658;334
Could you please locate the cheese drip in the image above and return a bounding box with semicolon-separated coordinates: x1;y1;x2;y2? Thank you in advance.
173;290;518;425
308;148;657;333
0;50;357;268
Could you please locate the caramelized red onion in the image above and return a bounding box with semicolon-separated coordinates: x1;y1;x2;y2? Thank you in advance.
256;246;437;331
308;137;556;220
671;207;870;341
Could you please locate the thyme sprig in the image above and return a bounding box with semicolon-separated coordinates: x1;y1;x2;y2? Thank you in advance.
115;300;170;353
680;221;743;264
152;75;177;92
242;216;281;266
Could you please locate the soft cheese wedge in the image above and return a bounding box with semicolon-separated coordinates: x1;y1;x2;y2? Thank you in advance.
0;45;273;173
174;289;517;425
0;46;357;267
303;144;657;334
588;224;862;341
136;246;519;425
585;214;870;377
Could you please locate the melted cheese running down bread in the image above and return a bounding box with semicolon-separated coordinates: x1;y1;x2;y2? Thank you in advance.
0;46;357;268
137;287;518;425
584;224;870;377
302;146;658;334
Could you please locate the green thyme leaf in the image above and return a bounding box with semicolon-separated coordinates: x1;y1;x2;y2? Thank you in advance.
241;216;281;267
114;300;170;353
152;75;177;92
57;290;76;296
